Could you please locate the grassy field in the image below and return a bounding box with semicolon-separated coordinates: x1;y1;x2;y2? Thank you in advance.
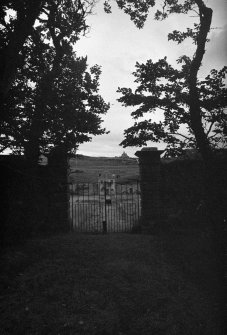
69;156;139;184
0;231;222;335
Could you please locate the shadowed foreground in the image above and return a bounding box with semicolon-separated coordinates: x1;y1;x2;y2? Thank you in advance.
0;232;220;334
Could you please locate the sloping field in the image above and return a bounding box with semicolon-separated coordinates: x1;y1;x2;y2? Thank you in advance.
69;155;139;184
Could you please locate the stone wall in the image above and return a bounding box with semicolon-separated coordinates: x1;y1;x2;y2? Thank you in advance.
136;148;227;232
0;147;69;248
161;159;205;219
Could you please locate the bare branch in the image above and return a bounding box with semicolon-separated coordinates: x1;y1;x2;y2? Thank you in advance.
169;132;192;141
206;120;215;136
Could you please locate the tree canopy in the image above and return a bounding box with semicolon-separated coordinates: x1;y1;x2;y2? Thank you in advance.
118;58;227;157
0;0;109;159
104;0;227;159
1;0;226;160
0;0;94;104
1;47;109;156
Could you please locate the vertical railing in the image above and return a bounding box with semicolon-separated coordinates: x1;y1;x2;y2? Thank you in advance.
103;181;107;233
71;182;141;233
71;183;73;231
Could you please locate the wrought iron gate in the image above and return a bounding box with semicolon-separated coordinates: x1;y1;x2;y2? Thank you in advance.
70;182;141;233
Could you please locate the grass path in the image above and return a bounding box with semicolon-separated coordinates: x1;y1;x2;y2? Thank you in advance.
0;233;219;334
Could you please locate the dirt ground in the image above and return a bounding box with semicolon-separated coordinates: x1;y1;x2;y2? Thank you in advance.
0;232;222;334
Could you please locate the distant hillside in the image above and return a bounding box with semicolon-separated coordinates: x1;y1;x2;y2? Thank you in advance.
68;155;139;184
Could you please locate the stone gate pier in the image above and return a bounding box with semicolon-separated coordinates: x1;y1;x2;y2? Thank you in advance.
135;147;164;233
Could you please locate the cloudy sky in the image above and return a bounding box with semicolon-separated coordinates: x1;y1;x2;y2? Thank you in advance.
76;0;227;157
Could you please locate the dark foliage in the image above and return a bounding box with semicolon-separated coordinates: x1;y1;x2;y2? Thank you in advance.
111;0;227;157
0;0;93;101
118;59;227;157
0;0;109;158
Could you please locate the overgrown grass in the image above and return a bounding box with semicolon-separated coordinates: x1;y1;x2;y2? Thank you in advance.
0;232;222;334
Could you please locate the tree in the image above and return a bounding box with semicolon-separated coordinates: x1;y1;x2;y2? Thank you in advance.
105;1;226;329
118;58;227;157
0;8;109;160
1;0;110;161
0;0;44;103
0;0;94;115
1;52;109;157
104;0;156;28
105;0;226;162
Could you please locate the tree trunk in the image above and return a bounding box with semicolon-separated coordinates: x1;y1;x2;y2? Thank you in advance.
188;2;225;331
25;53;62;163
188;1;213;162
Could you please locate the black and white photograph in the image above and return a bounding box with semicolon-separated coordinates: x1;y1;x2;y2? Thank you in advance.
0;0;226;334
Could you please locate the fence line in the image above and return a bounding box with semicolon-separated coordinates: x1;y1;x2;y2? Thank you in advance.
69;182;141;233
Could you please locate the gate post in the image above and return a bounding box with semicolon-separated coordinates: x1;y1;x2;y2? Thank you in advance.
47;145;69;232
135;147;164;233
